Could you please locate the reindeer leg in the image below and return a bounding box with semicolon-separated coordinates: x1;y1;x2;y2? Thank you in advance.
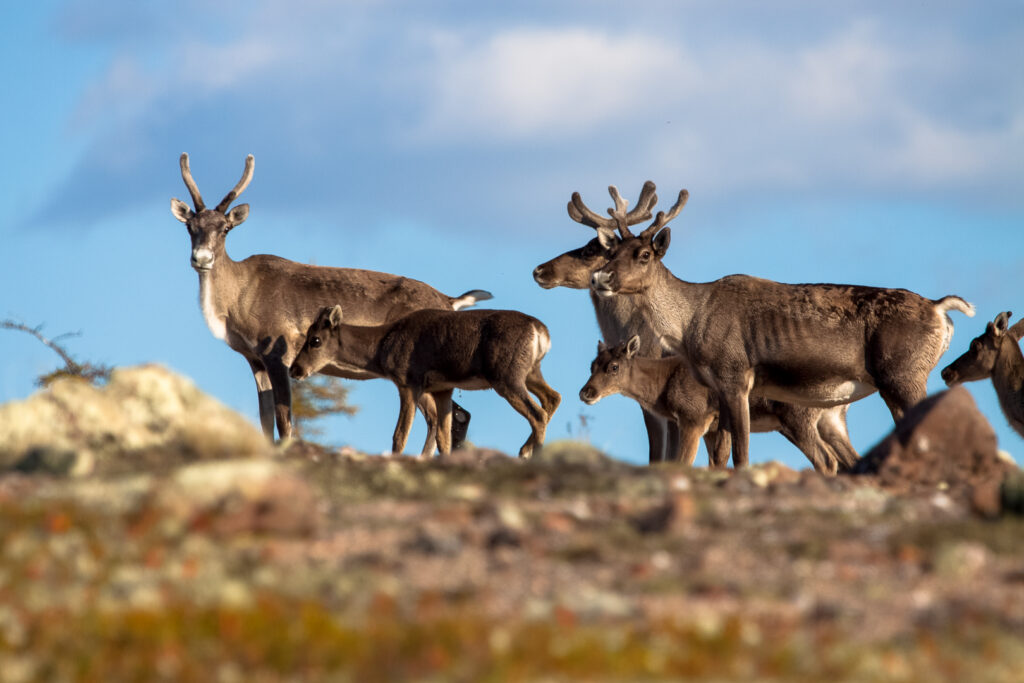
417;393;439;458
433;390;454;455
392;386;419;455
705;428;731;468
674;420;705;465
450;401;471;450
247;358;276;439
718;380;752;468
526;365;561;419
263;354;293;441
774;405;833;474
665;419;681;465
641;408;667;464
494;383;548;458
817;405;860;472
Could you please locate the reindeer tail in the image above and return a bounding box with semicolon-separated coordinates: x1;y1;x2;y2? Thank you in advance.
935;296;976;318
450;289;494;311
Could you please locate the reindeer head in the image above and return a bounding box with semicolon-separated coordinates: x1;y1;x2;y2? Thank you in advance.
290;305;345;380
590;187;689;298
941;311;1018;385
170;154;253;272
533;182;657;289
579;335;642;405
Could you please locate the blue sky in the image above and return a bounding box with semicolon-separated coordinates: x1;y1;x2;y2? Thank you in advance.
2;1;1022;468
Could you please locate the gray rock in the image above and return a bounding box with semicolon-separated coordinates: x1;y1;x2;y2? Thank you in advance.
0;365;271;475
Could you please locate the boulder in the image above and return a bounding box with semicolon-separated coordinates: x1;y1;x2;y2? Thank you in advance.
853;387;1015;497
0;365;270;475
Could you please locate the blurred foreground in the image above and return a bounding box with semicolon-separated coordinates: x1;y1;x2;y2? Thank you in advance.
0;367;1022;681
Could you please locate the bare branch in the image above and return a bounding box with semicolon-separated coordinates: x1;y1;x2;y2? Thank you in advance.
1;320;78;369
2;319;111;386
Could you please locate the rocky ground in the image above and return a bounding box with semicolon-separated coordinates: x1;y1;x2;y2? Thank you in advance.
1;366;1023;681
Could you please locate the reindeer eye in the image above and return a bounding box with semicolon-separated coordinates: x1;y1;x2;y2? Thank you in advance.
610;363;619;373
639;250;651;262
311;336;322;348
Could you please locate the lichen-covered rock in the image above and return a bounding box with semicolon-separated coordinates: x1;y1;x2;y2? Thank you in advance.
0;365;270;475
854;387;1015;497
157;459;321;537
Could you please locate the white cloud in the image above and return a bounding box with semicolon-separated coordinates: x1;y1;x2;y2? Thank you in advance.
417;28;692;140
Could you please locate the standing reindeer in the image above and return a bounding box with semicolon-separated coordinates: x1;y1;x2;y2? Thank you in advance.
580;336;859;473
533;182;681;463
170;154;491;443
591;183;975;468
942;311;1024;438
290;306;560;457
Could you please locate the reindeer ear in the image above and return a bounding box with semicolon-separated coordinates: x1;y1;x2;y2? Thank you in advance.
597;340;608;354
596;226;618;251
652;228;671;258
625;335;641;358
226;203;249;228
993;311;1011;336
170;198;193;223
327;305;344;328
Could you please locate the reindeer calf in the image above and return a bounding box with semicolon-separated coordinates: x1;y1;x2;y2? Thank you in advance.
579;336;859;474
942;311;1024;438
290;306;560;457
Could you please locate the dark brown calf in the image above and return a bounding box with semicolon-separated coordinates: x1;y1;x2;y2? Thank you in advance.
290;306;560;457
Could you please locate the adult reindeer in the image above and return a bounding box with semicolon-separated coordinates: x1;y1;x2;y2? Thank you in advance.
532;182;682;463
591;184;975;468
170;154;491;442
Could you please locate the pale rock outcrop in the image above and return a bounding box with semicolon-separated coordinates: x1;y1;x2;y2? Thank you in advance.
0;364;270;475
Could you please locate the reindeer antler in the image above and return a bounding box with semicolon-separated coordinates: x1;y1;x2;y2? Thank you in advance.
215;154;255;213
639;189;689;239
567;181;658;235
179;153;205;211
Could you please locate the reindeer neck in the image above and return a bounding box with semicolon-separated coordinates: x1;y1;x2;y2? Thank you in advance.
621;356;681;409
334;322;389;374
589;291;650;345
634;263;702;343
196;251;242;342
992;341;1024;428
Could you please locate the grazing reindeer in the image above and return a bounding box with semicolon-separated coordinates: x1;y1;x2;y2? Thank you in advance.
533;182;682;463
289;306;561;457
170;154;491;443
942;311;1024;438
579;336;859;474
591;183;975;468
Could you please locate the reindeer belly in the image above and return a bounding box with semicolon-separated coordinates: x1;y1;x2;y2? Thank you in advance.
422;373;492;392
749;413;783;433
754;380;876;407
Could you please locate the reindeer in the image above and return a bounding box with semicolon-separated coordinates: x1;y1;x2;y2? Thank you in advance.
289;306;560;457
533;182;682;463
580;336;859;474
170;154;491;444
941;311;1024;438
590;183;975;468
